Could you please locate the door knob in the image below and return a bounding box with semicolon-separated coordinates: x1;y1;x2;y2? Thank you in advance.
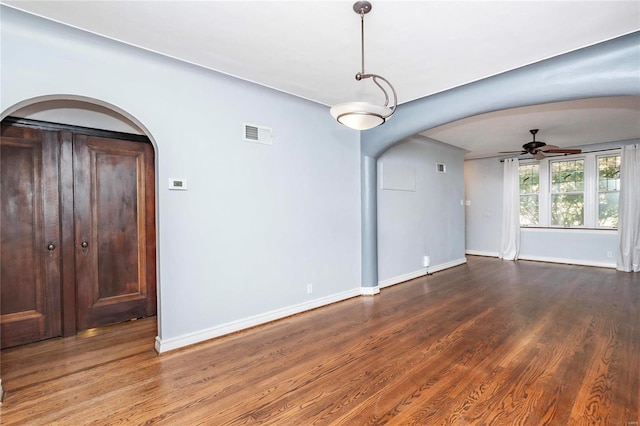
47;243;55;251
81;240;89;248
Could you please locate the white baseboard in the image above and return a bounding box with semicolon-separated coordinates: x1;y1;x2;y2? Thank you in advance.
378;268;427;289
465;251;615;269
378;257;468;289
517;254;616;269
428;257;467;274
155;258;472;354
465;250;499;258
155;287;362;353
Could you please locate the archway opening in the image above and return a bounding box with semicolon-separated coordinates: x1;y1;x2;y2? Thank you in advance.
1;95;161;348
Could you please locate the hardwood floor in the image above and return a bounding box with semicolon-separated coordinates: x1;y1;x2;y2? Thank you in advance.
1;256;638;425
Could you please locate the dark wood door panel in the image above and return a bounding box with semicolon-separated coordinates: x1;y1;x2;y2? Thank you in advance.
1;126;62;348
74;135;156;330
1;118;156;346
95;152;141;299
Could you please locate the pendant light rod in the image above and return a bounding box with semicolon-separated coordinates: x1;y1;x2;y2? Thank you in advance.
354;0;371;75
360;7;365;75
330;1;398;131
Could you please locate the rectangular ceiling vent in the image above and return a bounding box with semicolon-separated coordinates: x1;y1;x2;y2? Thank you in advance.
243;123;273;145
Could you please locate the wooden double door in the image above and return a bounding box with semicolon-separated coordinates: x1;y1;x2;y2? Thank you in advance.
1;119;156;348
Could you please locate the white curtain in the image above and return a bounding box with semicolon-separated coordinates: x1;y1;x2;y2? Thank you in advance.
500;158;520;260
617;144;640;272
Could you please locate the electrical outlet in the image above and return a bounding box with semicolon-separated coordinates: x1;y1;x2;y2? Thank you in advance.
607;251;613;258
307;284;313;294
423;256;430;267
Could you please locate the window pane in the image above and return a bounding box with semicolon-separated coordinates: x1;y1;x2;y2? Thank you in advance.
597;155;620;228
550;159;584;226
551;193;584;226
551;160;584;193
520;195;539;225
519;164;539;194
598;155;620;191
599;192;619;227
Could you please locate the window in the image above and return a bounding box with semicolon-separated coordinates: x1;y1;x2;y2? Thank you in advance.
550;159;584;226
598;155;621;227
518;150;621;229
519;164;539;225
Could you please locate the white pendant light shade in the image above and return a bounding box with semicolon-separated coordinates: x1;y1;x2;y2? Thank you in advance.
330;102;391;130
330;1;398;131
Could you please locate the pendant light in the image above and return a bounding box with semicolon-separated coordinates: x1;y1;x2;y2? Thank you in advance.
330;1;397;131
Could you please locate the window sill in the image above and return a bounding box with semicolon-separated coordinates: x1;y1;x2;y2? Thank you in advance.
520;226;617;234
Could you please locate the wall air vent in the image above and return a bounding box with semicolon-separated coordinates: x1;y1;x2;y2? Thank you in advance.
436;163;447;173
243;123;273;145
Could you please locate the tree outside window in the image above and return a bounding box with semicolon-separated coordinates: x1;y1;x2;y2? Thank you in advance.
519;164;539;225
597;155;620;227
550;159;584;226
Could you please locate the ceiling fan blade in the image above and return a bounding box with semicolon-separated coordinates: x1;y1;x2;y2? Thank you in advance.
538;144;559;151
545;149;582;154
498;150;527;154
534;152;546;160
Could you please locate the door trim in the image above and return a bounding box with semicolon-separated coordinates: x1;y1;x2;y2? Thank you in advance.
2;117;150;143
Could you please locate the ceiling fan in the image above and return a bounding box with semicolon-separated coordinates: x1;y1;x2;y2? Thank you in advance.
500;129;582;160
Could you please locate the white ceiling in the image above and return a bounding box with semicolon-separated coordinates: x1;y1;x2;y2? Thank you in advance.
4;1;640;158
423;96;640;158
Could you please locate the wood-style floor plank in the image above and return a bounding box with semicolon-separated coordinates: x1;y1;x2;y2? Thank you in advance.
1;256;638;425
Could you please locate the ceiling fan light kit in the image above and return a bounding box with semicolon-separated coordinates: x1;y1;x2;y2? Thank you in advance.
500;129;582;160
330;1;397;131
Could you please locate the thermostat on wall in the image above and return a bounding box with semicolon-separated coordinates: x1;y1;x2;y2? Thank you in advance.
168;178;188;190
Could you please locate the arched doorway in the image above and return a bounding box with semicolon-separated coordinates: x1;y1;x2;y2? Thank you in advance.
358;31;640;288
1;97;159;348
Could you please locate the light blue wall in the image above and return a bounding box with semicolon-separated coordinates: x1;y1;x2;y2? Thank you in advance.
519;229;617;267
377;135;466;283
464;141;639;268
464;157;503;255
1;7;361;349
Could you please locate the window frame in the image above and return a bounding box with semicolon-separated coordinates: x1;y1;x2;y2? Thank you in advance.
549;158;585;227
596;154;622;228
518;149;620;230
